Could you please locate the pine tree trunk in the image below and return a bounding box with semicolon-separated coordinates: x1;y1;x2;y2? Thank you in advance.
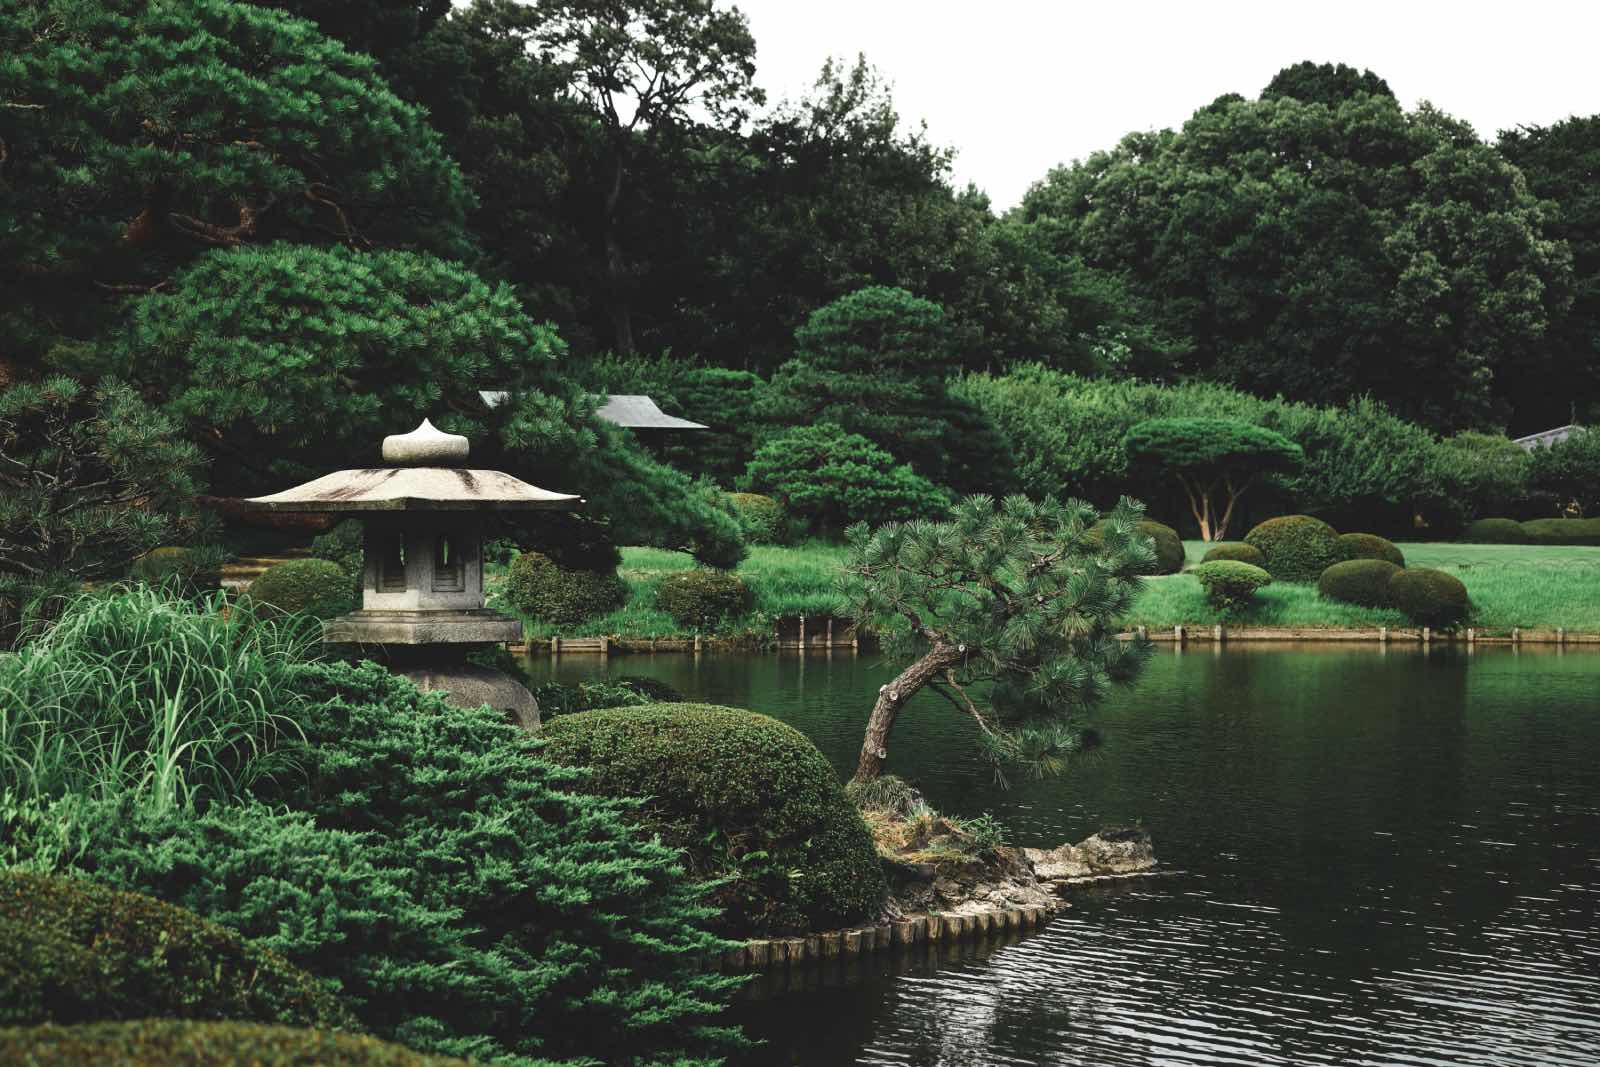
851;640;963;785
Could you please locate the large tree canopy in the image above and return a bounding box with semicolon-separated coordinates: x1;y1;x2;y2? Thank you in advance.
1020;73;1571;431
1122;417;1303;541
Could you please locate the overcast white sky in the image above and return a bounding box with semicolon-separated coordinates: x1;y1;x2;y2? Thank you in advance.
733;0;1600;209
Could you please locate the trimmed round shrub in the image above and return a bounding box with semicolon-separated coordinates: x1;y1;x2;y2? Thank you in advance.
1190;560;1272;612
503;550;627;626
0;1021;471;1066
128;547;220;594
1519;517;1600;546
654;569;753;628
542;704;888;937
1318;559;1402;608
1244;515;1343;582
1201;541;1265;566
1091;519;1185;574
310;520;365;600
727;492;785;544
739;422;950;533
0;872;346;1029
1461;517;1527;544
246;559;355;620
1338;532;1405;567
1389;567;1471;627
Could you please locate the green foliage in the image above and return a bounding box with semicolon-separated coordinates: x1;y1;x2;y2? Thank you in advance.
128;547;222;596
1388;568;1472;627
1318;559;1403;608
1338;533;1405;567
542;704;886;937
1091;519;1185;574
1261;61;1394;104
1526;429;1600;516
1244;515;1344;583
1190;561;1272;613
0;0;470;362
1122;417;1302;541
1462;517;1528;544
1519;517;1600;546
0;1021;473;1067
0;377;206;587
0;872;345;1030
840;494;1151;782
246;560;355;622
740;423;950;534
309;521;365;602
1430;433;1531;523
0;586;312;813
1201;542;1266;566
503;551;627;626
530;676;683;720
654;570;753;628
727;493;786;544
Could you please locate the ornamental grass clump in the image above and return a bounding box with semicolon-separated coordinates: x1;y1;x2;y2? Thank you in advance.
1389;568;1472;627
1318;559;1403;608
1338;532;1405;567
1190;561;1272;613
1244;515;1344;582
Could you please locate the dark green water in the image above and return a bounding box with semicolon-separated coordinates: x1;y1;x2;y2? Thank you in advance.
521;646;1600;1066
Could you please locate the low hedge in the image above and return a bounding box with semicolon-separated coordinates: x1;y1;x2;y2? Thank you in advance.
1519;517;1600;546
1244;515;1343;583
0;872;346;1029
503;550;627;625
654;569;753;628
727;492;785;544
542;704;887;937
1200;542;1265;567
0;1022;471;1067
1091;519;1185;575
1338;532;1405;567
1461;517;1526;544
1318;559;1402;608
1190;561;1271;612
1389;567;1471;627
246;559;355;620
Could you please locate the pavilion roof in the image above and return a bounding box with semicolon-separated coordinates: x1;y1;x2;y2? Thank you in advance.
478;390;707;430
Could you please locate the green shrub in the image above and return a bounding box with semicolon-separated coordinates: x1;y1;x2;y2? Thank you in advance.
1519;517;1600;546
542;704;888;937
0;1021;471;1067
655;569;753;628
1461;517;1527;544
503;550;627;625
1089;519;1185;574
727;492;785;544
1201;542;1265;566
530;676;685;719
128;547;221;595
1318;559;1402;608
310;520;365;601
0;872;345;1029
246;559;355;621
1389;568;1471;627
1526;427;1600;515
740;422;951;533
1190;561;1272;612
1338;532;1405;567
1244;515;1343;582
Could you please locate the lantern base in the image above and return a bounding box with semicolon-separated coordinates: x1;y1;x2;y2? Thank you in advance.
322;608;522;647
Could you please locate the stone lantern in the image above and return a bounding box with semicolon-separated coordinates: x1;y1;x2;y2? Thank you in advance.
243;419;579;728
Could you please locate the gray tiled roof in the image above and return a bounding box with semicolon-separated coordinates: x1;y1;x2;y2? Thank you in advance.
478;391;707;430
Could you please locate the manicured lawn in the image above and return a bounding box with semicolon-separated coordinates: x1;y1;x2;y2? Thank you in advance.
490;541;1600;637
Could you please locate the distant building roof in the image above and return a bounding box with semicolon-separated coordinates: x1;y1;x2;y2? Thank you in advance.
1513;424;1581;451
478;390;707;430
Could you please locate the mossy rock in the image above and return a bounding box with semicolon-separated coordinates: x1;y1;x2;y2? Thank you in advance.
246;559;355;620
0;1021;471;1066
1091;518;1185;574
541;704;887;937
1243;515;1343;583
1519;517;1600;546
1460;517;1527;544
1389;567;1471;627
1200;542;1265;567
1337;532;1405;567
727;492;785;544
1318;558;1402;608
654;569;752;628
129;547;220;594
504;550;627;626
1190;560;1271;612
0;872;347;1029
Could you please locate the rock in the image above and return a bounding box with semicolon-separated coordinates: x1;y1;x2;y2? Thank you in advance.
399;664;540;731
1024;826;1156;883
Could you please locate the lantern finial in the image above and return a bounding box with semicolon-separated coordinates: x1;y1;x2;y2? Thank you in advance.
382;418;469;465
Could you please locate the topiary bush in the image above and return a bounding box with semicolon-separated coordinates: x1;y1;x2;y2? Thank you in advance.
1244;515;1343;582
654;569;753;628
1338;532;1405;567
1389;567;1471;627
246;559;355;620
1190;561;1272;613
1201;542;1265;566
1090;518;1185;574
0;1021;471;1067
542;704;888;938
309;520;365;601
503;550;627;626
1461;517;1526;544
1318;559;1403;608
727;492;785;544
1519;517;1600;546
128;547;221;595
0;872;346;1030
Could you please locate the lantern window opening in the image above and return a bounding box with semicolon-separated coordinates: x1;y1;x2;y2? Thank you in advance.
432;532;467;593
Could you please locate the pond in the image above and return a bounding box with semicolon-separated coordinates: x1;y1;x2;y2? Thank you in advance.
519;645;1600;1066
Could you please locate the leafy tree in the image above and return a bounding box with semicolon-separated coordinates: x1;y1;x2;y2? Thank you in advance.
0;0;472;367
1261;60;1394;105
739;423;949;534
1122;418;1303;541
1526;428;1600;516
841;494;1150;785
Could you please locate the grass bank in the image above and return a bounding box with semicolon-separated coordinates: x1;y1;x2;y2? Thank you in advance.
489;541;1600;640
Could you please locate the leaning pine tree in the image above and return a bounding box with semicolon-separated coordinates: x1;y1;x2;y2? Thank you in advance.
841;494;1152;785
